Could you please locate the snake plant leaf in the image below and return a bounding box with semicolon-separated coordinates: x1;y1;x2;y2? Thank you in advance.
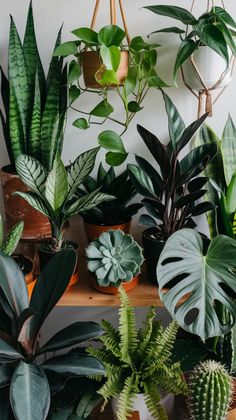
14;192;50;218
226;172;236;213
10;361;50;420
42;354;105;377
1;221;24;256
162;92;185;150
56;64;68;157
67;147;100;198
66;190;113;218
0;338;24;363
28;74;41;160
38;322;103;355
9;88;25;160
158;229;236;341
0;215;3;247
15;154;47;196
45;154;68;212
221;115;236;186
0;251;28;318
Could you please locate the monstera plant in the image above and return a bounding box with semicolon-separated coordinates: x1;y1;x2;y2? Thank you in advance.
0;249;104;419
157;228;236;341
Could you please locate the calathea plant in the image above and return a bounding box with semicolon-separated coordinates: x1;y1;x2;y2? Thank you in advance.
88;287;188;420
0;214;23;256
86;230;144;288
0;1;67;171
0;249;105;419
15;148;113;252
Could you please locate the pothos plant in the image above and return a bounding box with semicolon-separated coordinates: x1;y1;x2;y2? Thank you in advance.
145;4;236;82
15;148;113;251
54;24;168;166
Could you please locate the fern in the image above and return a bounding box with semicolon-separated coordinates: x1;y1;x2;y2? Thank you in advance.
118;286;138;364
116;373;138;420
143;381;168;420
137;306;157;353
100;319;122;358
98;365;125;408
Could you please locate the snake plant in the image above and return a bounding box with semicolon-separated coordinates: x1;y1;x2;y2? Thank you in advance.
88;287;188;420
86;230;144;287
0;1;67;171
15;148;113;251
0;214;23;256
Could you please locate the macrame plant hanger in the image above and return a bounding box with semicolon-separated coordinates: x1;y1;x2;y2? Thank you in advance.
181;0;235;117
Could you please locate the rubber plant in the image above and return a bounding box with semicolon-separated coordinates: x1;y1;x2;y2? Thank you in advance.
54;24;168;166
87;286;188;420
0;249;105;420
78;163;142;226
144;4;236;82
0;1;67;171
14;148;113;252
0;214;23;256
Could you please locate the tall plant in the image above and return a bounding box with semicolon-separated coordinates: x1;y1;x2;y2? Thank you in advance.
0;1;67;171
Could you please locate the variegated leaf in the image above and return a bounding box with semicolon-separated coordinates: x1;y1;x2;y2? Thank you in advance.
14;192;50;218
67;147;100;199
28;73;41;160
15;154;47;196
221;115;236;186
45;154;68;211
65;190;113;218
9;86;25;160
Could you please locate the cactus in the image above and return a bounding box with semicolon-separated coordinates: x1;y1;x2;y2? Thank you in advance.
188;360;233;420
0;215;24;256
86;230;144;287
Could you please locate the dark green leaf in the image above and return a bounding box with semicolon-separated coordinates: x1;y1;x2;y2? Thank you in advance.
0;388;14;420
139;214;157;227
142;198;165;219
53;42;78;57
174;39;197;81
42;354;105;377
98;25;125;47
128;164;155;199
90;100;113;118
73;118;89;130
162;92;185;151
105;152;128;167
190;202;215;216
144;5;197;25
149;27;185;35
135;155;163;195
176;113;208;153
195;24;229;64
0;364;13;388
0;338;23;363
175;189;207;209
213;7;236;30
69;86;81;105
68;61;81;85
188;177;208;193
98;130;126;153
148;75;169;88
172;339;208;372
128;101;142;113
72;28;98;45
100;45;121;71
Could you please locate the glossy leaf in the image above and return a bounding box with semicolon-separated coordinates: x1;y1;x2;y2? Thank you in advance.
45;154;68;212
66;190;113;217
16;154;47;196
53;41;78;57
130;36;161;51
14;192;50;218
149;27;185;35
127;101;142;113
105;151;128;167
73;118;89;130
139;214;157;227
69;85;81;105
98;25;125;47
226;172;236;214
195;24;229;64
128;164;155;199
221;115;236;186
0;364;13;388
72;28;98;45
213;7;236;30
144;5;197;25
162;92;185;150
158;229;236;341
10;361;50;420
176;113;208;154
98;130;126;154
42;353;105;376
68;61;81;85
100;45;121;71
174;39;197;81
175;189;207;209
90;100;113;118
0;338;23;363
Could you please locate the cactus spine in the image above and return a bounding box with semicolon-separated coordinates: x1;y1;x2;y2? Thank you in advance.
188;360;233;420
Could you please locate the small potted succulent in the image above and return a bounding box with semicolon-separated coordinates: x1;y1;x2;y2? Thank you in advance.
128;92;216;284
145;4;236;89
0;2;67;239
15;149;112;282
78;162;142;242
86;229;144;294
88;286;188;419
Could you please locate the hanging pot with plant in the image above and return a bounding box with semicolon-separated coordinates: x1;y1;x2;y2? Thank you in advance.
0;3;68;240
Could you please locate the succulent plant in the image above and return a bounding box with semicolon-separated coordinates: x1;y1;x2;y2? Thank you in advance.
86;230;144;287
188;360;233;420
0;214;23;256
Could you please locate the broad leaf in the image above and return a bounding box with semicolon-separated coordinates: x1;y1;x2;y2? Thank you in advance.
69;85;81;105
10;361;50;420
139;214;157;227
158;229;236;341
105;151;128;166
162;92;185;150
135;155;163;195
213;7;236;30
0;338;23;363
53;41;78;57
68;61;81;85
42;354;105;377
73;118;89;130
195;24;229;64
98;25;125;47
90;100;113;118
15;154;47;196
72;28;98;45
221;115;236;186
14;192;50;218
174;39;197;81
45;154;68;211
100;45;121;71
98;131;126;154
144;5;197;25
0;364;13;388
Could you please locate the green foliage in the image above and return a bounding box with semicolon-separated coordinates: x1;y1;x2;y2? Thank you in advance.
157;228;236;341
188;361;233;420
145;5;236;81
87;287;187;420
0;215;23;256
78;163;142;225
0;2;67;170
86;230;144;287
128;92;216;241
15;149;113;251
0;250;104;420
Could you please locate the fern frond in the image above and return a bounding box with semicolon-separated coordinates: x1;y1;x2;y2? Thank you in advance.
138;306;158;353
118;286;138;364
87;346;117;366
116;373;138;420
100;319;121;358
155;363;188;396
98;365;125;409
143;381;168;420
146;321;178;365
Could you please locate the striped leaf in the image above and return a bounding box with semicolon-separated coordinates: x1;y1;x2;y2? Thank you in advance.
45;154;68;211
2;221;24;256
221;115;236;186
65;190;113;218
16;154;47;196
14;191;50;218
67;147;100;198
28;73;41;160
9;86;25;160
56;64;68;158
0;215;3;247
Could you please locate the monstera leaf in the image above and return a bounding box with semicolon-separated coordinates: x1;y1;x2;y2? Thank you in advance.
157;229;236;341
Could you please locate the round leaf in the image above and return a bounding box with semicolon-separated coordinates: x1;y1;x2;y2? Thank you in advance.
73;118;89;130
98;131;126;153
127;101;142;113
98;25;125;47
90;100;113;118
105;152;128;167
100;45;121;71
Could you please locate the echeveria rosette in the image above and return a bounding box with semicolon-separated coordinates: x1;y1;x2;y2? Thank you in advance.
86;230;144;287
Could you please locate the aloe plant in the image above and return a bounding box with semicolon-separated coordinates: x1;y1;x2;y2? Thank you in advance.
86;230;144;287
0;1;67;171
0;215;23;256
0;249;104;420
15;148;113;251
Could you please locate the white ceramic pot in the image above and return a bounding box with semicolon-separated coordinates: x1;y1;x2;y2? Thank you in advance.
182;46;232;90
111;392;175;419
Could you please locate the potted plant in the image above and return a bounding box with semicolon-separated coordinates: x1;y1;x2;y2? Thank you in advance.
14;148;113;279
145;4;236;88
0;249;105;419
127;92;216;284
87;286;188;419
78;162;142;242
0;2;67;239
86;230;144;294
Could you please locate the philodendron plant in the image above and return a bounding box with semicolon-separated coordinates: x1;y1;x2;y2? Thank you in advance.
0;1;67;171
0;214;23;256
88;287;188;420
86;230;144;287
145;4;236;82
0;249;105;419
15;148;113;251
128;92;217;241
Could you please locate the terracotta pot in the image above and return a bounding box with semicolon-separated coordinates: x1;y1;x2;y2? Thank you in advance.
1;166;51;240
82;50;129;88
90;275;139;295
83;219;131;243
